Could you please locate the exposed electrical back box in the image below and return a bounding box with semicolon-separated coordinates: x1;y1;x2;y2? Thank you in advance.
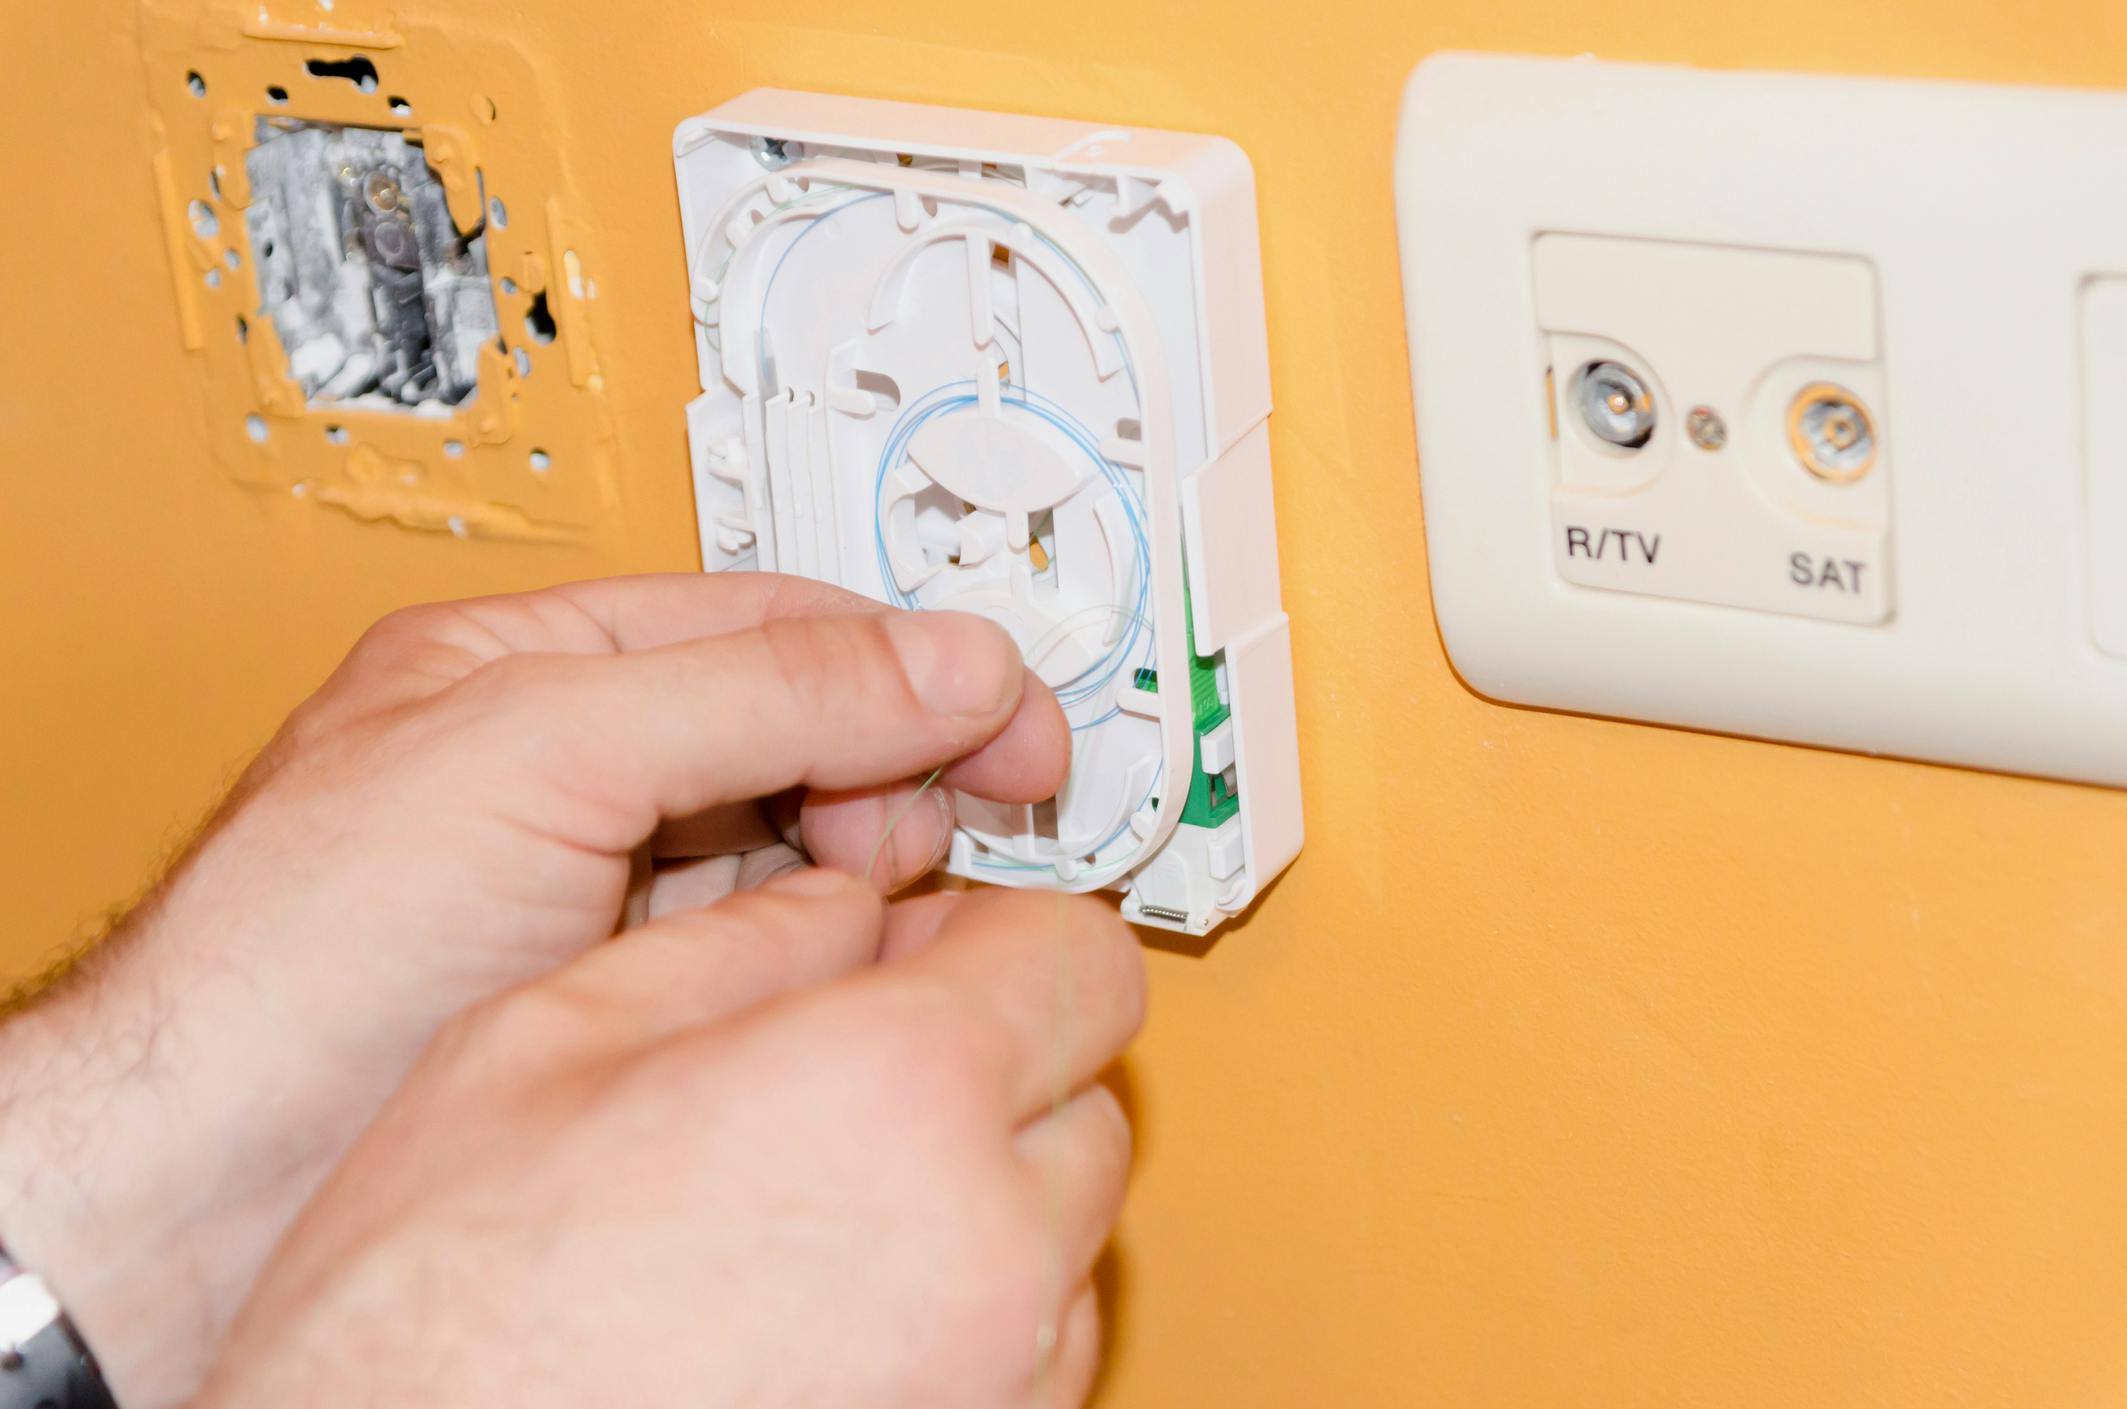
672;92;1302;934
1396;54;2127;788
139;3;616;541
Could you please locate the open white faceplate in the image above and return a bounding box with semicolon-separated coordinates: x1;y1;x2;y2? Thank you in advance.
673;92;1302;934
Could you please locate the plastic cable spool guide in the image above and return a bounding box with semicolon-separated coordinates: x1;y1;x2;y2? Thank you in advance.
672;91;1302;935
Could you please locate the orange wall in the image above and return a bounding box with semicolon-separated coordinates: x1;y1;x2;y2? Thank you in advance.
8;2;2127;1404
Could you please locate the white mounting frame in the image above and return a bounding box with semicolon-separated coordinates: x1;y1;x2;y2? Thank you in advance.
673;91;1302;933
1396;53;2127;788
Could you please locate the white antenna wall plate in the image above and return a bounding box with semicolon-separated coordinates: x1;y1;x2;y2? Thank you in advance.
673;91;1302;934
1396;54;2127;788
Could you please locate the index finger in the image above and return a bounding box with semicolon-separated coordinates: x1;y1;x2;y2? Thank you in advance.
324;574;890;730
546;572;888;651
357;572;884;669
441;607;1062;851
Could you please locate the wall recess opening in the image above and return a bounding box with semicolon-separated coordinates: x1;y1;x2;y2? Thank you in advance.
523;288;556;344
304;56;380;93
244;119;499;412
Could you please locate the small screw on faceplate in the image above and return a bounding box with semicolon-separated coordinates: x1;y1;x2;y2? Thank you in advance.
1576;360;1657;449
1686;406;1728;451
752;136;795;169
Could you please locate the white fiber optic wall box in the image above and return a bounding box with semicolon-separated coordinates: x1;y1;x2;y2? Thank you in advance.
1396;53;2127;788
673;92;1302;934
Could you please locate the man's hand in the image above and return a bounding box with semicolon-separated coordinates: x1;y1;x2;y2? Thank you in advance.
0;574;1070;1406
196;877;1142;1409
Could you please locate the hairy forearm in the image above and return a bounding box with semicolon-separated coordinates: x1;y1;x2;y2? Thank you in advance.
0;887;340;1408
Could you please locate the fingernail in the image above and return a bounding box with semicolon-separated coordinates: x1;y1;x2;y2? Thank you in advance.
873;785;953;891
885;612;1019;719
915;786;955;876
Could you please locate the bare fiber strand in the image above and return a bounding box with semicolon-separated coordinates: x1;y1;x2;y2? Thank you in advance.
865;766;948;887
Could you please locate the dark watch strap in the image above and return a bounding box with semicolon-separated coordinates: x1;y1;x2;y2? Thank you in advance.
0;1246;117;1409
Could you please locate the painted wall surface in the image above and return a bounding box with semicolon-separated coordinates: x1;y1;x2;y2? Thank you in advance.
7;2;2127;1404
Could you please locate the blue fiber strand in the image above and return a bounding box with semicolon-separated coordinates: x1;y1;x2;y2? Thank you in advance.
869;381;1154;729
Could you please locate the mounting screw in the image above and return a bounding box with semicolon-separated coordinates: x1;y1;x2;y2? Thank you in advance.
1686;406;1728;451
362;170;402;213
1788;383;1878;482
1575;360;1656;449
751;136;795;169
